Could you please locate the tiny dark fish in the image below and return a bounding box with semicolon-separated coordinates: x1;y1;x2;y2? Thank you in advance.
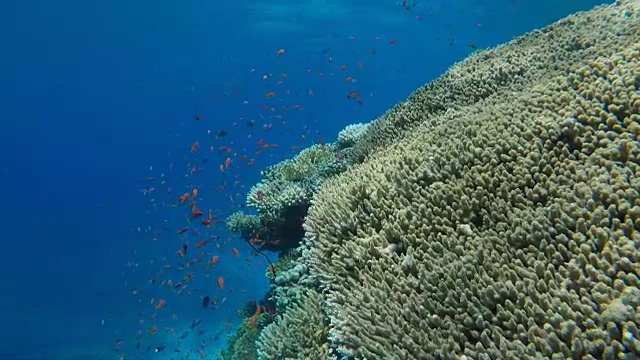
246;119;255;127
346;91;363;105
202;158;209;164
177;227;189;235
202;296;210;309
468;42;477;49
217;130;228;138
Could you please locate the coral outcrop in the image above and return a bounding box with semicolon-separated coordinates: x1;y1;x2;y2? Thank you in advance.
254;1;640;359
227;134;352;253
256;288;331;359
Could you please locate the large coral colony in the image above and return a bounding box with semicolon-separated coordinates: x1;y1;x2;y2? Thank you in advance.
218;1;640;359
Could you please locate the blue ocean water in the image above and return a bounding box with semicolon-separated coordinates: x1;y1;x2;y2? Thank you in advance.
0;0;608;358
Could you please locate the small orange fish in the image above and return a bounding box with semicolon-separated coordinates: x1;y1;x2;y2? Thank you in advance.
346;91;363;104
224;157;231;169
191;207;204;219
217;276;225;289
191;141;200;153
198;349;206;358
210;255;219;266
179;192;190;204
192;188;198;199
155;299;166;310
194;240;210;248
265;92;276;99
232;248;240;257
276;48;285;56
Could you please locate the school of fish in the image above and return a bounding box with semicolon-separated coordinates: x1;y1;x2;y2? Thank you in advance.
117;3;487;358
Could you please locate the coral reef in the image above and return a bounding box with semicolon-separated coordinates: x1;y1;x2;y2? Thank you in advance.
337;122;371;149
254;1;640;359
226;135;352;254
222;1;640;359
349;0;640;164
217;314;272;360
256;288;332;359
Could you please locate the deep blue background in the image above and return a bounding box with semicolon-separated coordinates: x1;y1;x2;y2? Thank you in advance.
1;0;605;358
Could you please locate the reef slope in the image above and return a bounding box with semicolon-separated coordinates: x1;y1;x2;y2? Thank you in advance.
257;1;640;359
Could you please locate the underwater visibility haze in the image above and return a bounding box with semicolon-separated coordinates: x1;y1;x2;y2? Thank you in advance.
2;0;638;359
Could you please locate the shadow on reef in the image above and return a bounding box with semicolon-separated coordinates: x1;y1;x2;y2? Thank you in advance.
218;125;370;360
226;129;368;256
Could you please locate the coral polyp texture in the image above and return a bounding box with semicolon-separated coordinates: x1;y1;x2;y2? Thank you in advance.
227;133;352;253
253;1;640;359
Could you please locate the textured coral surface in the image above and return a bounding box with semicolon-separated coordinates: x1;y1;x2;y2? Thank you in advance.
255;1;640;359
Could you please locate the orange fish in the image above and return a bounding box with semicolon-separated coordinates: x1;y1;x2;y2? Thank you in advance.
224;157;231;169
217;276;225;289
179;192;190;204
210;255;219;266
346;91;363;104
191;141;200;153
194;240;210;248
265;92;276;99
249;304;263;329
232;248;240;257
198;349;206;358
192;188;198;199
155;299;166;310
276;48;285;56
191;207;204;219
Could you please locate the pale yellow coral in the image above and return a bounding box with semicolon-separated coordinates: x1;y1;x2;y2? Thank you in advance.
256;289;331;360
263;144;336;182
350;0;640;164
293;1;640;360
